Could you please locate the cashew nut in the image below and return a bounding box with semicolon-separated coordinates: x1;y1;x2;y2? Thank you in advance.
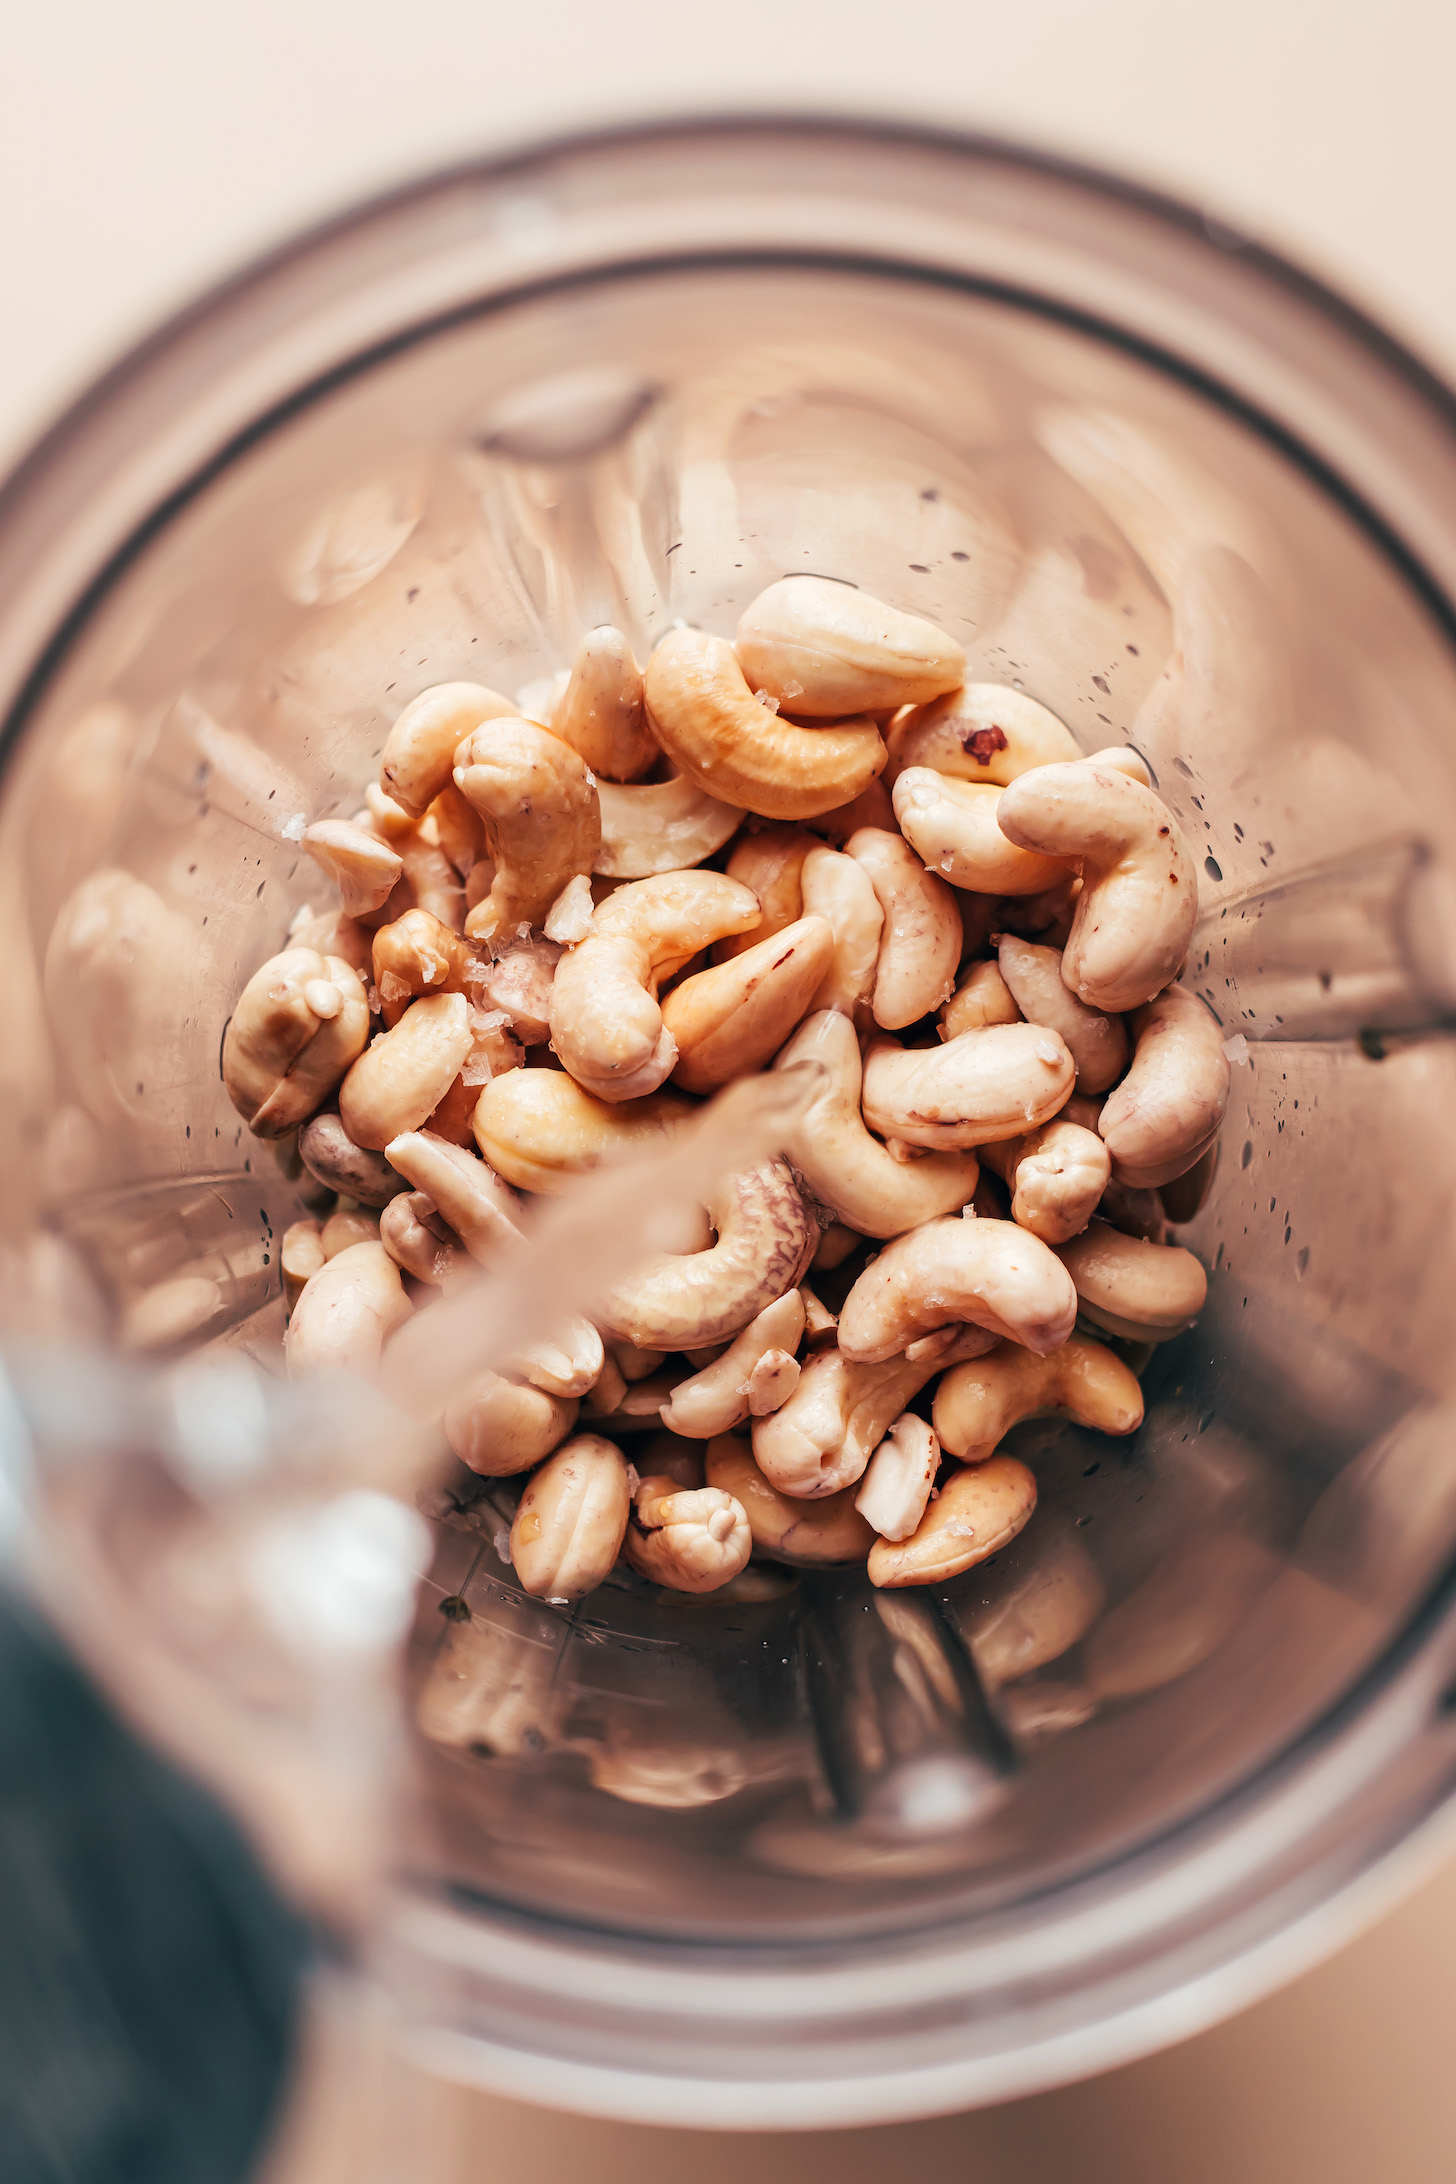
223;948;370;1138
798;845;883;1015
443;1370;579;1475
932;1333;1143;1462
1098;982;1230;1188
716;826;818;961
320;1208;379;1257
660;1289;807;1437
383;1129;523;1260
281;1218;324;1310
506;1317;606;1399
302;819;404;919
475;936;560;1045
751;1332;994;1499
454;717;601;943
838;1215;1079;1363
509;1434;631;1601
338;991;473;1151
959;1527;1106;1690
660;915;833;1094
893;772;1069;896
287;907;373;978
1160;1140;1220;1224
379;681;516;817
550;625;656;782
979;1117;1110;1245
705;1434;875;1564
855;1413;942;1541
804;775;898;844
997;934;1128;1093
867;1455;1037;1588
581;1368;688;1428
995;761;1197;1011
886;682;1081;783
940;959;1021;1040
609;1340;667;1384
623;1478;752;1594
595;773;744;877
845;826;962;1028
424;1005;522;1146
644;627;886;821
372;907;469;1028
297;1108;409;1206
996;874;1080;948
734;576;964;717
391;819;467;933
425;781;488;878
379;1192;471;1287
599;1159;814;1351
284;1240;412;1378
1055;1219;1208;1340
473;1068;691;1193
860;1022;1075;1150
1098;1177;1167;1242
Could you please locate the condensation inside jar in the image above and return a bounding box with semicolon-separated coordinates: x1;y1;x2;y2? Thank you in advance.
8;262;1456;1942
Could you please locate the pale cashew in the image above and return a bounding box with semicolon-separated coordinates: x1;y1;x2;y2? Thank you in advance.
644;628;885;821
609;1340;667;1383
425;1005;522;1147
476;937;560;1045
1098;982;1230;1188
371;907;469;1028
585;1352;628;1418
550;625;656;782
855;1413;942;1542
281;1219;324;1310
799;845;883;1015
297;1108;409;1205
996;875;1081;948
379;1192;471;1288
595;773;744;877
443;1370;579;1476
838;1215;1079;1363
660;1290;807;1437
997;935;1128;1093
734;576;964;717
979;1117;1110;1245
886;682;1081;784
751;1332;994;1499
995;761;1197;1011
288;908;373;978
223;948;370;1137
379;681;516;817
301;820;404;919
391;820;466;934
798;1281;839;1342
543;875;594;945
716;826;818;961
338;991;472;1150
473;1069;691;1193
362;782;415;840
284;1241;412;1378
454;717;600;943
860;1023;1075;1151
383;1129;523;1260
705;1434;875;1565
748;1349;801;1414
932;1333;1143;1462
506;1317;606;1399
623;1478;752;1594
320;1208;379;1257
941;959;1020;1040
803;775;897;844
1086;744;1154;785
1056;1219;1208;1340
867;1456;1037;1588
599;1160;814;1350
509;1435;631;1601
581;1369;688;1428
893;772;1069;896
774;1012;980;1238
959;1528;1106;1690
548;870;760;1101
812;1222;862;1271
660;915;833;1094
845;827;962;1028
425;781;488;878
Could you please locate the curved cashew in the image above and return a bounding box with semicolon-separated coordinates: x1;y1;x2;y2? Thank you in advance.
443;1370;579;1476
284;1241;412;1378
893;772;1069;896
1161;1140;1220;1224
506;1317;606;1399
644;627;885;821
223;948;371;1137
886;682;1081;784
995;761;1197;1011
845;826;962;1028
425;781;488;879
281;1219;324;1311
380;1191;471;1287
581;1367;688;1429
371;907;469;1028
320;1208;379;1257
979;1117;1110;1245
550;625;656;782
454;717;600;943
751;1332;994;1499
1056;1219;1208;1340
472;1069;691;1193
1098;1177;1167;1242
717;826;818;961
933;1333;1143;1462
705;1434;875;1564
860;1023;1075;1150
660;915;833;1094
599;1159;814;1351
297;1108;408;1206
941;959;1021;1040
595;773;744;877
379;681;516;817
288;908;373;978
548;870;761;1101
382;1129;522;1261
774;1012;980;1238
301;819;404;919
997;935;1128;1093
799;845;883;1015
997;873;1081;948
623;1478;752;1594
734;576;964;717
838;1214;1078;1362
391;820;466;934
660;1290;807;1438
804;775;897;844
338;991;472;1150
855;1413;942;1542
509;1435;631;1601
424;1005;522;1148
1098;983;1230;1188
609;1339;667;1383
959;1527;1106;1690
867;1456;1037;1588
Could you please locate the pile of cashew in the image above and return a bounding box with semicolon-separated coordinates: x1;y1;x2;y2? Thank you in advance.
223;575;1226;1651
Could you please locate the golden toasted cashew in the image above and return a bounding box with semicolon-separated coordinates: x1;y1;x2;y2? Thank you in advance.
301;819;404;919
644;627;886;821
979;1117;1110;1245
838;1214;1078;1362
472;1069;691;1193
284;1241;412;1378
867;1456;1037;1588
548;870;761;1101
660;915;833;1094
623;1477;752;1593
383;1129;522;1260
798;845;883;1016
599;1160;814;1351
887;683;1082;784
507;1317;606;1399
1056;1219;1208;1340
774;1012;980;1238
297;1108;408;1205
995;761;1197;1011
281;1219;324;1310
997;934;1128;1093
379;681;516;817
338;991;472;1151
855;1413;942;1541
371;908;469;1028
549;625;656;782
1098;982;1230;1188
893;772;1069;897
940;959;1021;1040
475;936;560;1045
595;773;744;878
845;826;962;1028
443;1370;578;1476
379;1192;471;1288
860;1022;1075;1151
223;948;371;1137
660;1290;807;1438
509;1435;631;1601
705;1435;875;1564
320;1208;379;1257
735;577;964;717
751;1332;993;1499
959;1527;1106;1690
716;826;819;961
454;717;601;944
933;1333;1143;1462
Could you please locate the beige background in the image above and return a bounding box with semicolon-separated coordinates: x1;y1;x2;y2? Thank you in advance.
9;2;1456;2175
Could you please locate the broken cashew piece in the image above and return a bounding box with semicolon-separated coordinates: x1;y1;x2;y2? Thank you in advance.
473;1068;692;1193
799;844;884;1016
379;681;516;817
383;1130;522;1260
860;1022;1075;1151
893;772;1069;896
595;773;744;878
455;717;601;943
867;1455;1037;1588
660;1289;807;1437
886;683;1081;784
752;1331;994;1499
846;826;962;1028
661;915;833;1094
379;1192;471;1288
933;1334;1144;1463
339;991;473;1151
623;1478;752;1594
980;1117;1111;1246
223;948;371;1138
716;826;819;961
372;908;469;1028
735;576;965;717
599;1159;814;1351
705;1435;875;1565
1098;982;1231;1188
1056;1219;1208;1340
997;934;1128;1093
476;937;560;1046
855;1412;942;1542
297;1108;408;1205
443;1370;579;1476
550;626;656;783
510;1435;631;1602
941;959;1021;1040
284;1241;412;1379
838;1214;1079;1363
301;820;404;919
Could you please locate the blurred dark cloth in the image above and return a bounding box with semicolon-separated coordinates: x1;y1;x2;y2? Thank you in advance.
0;1590;309;2184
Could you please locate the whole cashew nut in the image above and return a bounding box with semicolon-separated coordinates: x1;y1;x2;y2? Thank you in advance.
855;1412;942;1541
383;1129;522;1261
1055;1219;1208;1340
932;1333;1144;1462
372;908;469;1028
599;1160;815;1351
661;915;833;1094
799;845;884;1016
979;1117;1111;1245
223;948;371;1137
997;934;1128;1093
705;1434;875;1564
623;1478;753;1594
506;1317;606;1399
837;1214;1079;1363
717;826;819;961
1098;983;1230;1188
845;826;962;1028
550;626;656;783
338;991;473;1151
509;1435;631;1601
473;1068;692;1193
660;1289;807;1437
301;820;404;919
595;774;744;878
444;1370;579;1475
751;1332;994;1499
297;1108;409;1206
734;576;965;717
893;772;1069;896
867;1455;1037;1588
887;683;1081;784
284;1240;412;1378
941;959;1021;1040
455;717;601;944
379;681;516;817
860;1022;1076;1151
